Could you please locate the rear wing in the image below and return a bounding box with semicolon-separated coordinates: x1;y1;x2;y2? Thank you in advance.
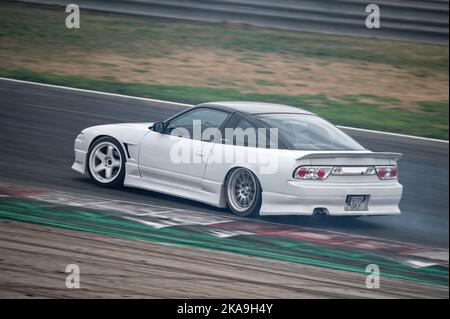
297;152;403;161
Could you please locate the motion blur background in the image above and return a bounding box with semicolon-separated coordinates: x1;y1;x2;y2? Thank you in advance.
1;0;448;139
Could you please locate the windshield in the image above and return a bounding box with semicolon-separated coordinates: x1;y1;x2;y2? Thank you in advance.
254;113;365;151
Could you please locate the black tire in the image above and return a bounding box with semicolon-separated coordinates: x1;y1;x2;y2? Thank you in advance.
87;137;126;188
225;168;262;217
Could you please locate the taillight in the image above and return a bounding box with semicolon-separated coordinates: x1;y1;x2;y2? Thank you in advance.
375;165;398;180
294;166;333;180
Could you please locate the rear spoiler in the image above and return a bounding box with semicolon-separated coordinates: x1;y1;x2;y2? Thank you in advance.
297;152;403;161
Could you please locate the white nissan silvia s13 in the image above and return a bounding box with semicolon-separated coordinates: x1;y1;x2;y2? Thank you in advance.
72;102;403;217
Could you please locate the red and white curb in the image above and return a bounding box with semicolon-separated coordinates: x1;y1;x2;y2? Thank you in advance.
0;181;448;267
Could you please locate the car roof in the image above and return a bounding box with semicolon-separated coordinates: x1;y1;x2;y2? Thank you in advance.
197;101;315;115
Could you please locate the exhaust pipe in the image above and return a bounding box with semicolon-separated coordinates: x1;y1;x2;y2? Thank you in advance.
313;208;328;218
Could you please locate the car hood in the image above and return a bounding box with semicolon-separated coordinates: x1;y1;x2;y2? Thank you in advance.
80;122;155;147
107;122;154;129
82;122;153;133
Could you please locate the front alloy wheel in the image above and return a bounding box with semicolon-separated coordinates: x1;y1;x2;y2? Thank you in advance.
87;137;125;187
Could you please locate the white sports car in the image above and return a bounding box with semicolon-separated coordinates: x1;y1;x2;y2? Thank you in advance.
72;102;403;217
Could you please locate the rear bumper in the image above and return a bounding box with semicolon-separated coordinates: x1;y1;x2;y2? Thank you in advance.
260;180;403;216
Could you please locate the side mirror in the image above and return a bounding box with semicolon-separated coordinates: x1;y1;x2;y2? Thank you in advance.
151;121;165;133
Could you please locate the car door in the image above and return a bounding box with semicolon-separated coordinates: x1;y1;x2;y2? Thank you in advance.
138;107;230;190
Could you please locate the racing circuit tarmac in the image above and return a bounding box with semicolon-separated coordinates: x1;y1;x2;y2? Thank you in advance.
0;78;448;298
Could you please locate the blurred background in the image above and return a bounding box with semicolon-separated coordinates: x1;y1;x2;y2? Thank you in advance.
0;0;448;139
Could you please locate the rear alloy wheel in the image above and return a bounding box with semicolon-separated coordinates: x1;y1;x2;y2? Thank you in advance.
87;137;125;187
226;168;262;217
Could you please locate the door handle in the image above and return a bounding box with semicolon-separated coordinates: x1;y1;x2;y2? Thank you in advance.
195;151;205;157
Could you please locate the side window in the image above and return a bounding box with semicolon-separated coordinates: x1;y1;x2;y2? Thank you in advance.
223;114;260;148
233;118;258;147
223;113;281;149
164;108;229;141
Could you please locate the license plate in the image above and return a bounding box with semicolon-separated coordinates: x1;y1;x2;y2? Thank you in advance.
345;195;369;211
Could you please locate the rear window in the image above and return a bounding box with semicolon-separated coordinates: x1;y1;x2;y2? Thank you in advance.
254;114;365;151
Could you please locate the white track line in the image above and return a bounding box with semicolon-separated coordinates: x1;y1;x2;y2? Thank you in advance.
0;77;192;108
339;126;449;144
1;77;448;144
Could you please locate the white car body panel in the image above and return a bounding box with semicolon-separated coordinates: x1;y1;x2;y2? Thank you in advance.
139;131;214;190
72;120;403;216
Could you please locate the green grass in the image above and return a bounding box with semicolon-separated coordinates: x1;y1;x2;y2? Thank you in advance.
2;67;447;139
256;70;275;75
255;79;282;86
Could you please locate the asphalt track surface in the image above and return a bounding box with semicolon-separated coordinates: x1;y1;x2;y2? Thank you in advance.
0;78;448;249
